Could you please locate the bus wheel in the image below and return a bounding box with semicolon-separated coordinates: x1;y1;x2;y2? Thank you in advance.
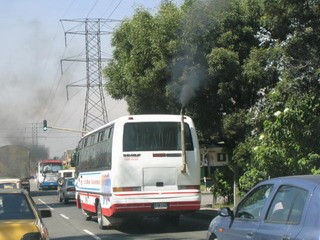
76;197;81;209
82;209;92;221
97;202;109;229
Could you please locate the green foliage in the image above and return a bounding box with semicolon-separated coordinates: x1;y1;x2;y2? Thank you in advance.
104;1;182;114
103;0;320;199
240;84;320;190
210;166;234;203
237;0;320;192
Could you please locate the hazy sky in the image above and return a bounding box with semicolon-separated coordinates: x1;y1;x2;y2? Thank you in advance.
0;0;183;157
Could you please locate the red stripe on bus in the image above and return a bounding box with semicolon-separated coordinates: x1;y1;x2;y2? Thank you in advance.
112;201;200;213
81;202;97;213
113;191;200;196
101;201;200;216
80;200;201;217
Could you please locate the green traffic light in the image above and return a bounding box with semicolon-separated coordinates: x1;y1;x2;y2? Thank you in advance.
43;120;48;131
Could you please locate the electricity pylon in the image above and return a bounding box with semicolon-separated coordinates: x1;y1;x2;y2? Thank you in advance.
60;18;120;134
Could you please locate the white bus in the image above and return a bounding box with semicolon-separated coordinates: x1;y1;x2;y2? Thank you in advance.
72;114;201;229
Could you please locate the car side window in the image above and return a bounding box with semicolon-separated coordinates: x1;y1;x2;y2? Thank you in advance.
265;185;308;224
235;184;273;220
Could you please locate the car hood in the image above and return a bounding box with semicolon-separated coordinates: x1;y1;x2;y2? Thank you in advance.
0;219;39;240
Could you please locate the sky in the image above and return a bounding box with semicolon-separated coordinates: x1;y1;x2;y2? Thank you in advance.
0;0;183;158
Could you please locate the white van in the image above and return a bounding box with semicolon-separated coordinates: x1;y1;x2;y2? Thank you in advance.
58;169;75;179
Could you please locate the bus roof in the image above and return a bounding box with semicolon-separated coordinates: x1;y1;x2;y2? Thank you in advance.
81;114;193;139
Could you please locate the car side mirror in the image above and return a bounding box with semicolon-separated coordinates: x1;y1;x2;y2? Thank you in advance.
39;209;52;218
219;207;234;219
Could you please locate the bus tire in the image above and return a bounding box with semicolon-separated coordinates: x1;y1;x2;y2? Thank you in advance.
97;202;109;229
82;209;92;221
76;197;81;209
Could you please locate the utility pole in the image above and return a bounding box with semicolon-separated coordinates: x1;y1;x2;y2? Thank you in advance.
60;18;120;133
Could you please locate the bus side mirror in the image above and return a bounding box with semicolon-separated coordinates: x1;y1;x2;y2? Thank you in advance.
71;152;78;167
70;159;75;167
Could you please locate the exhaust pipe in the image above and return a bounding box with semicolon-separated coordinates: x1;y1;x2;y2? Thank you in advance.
180;108;187;174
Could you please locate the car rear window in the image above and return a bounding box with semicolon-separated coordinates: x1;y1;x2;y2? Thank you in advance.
0;193;35;220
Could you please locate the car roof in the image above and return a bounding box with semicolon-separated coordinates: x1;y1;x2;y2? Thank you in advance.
257;174;320;189
0;188;27;194
0;178;21;182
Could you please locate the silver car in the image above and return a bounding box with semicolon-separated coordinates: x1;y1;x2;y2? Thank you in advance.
58;177;76;204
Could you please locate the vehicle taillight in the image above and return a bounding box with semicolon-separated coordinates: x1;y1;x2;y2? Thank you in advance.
67;187;75;191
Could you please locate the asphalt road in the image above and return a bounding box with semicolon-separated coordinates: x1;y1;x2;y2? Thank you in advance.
30;180;217;240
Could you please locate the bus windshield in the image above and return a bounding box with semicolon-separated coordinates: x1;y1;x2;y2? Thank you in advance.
41;164;63;173
123;122;194;152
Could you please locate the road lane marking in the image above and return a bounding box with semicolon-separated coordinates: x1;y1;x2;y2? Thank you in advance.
60;214;70;220
83;229;101;240
38;198;54;210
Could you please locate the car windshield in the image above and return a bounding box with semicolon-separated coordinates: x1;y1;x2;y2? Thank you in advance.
0;193;35;220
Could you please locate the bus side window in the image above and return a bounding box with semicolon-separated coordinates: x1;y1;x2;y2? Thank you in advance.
108;127;113;139
185;125;194;150
98;131;105;142
90;135;96;145
104;128;110;140
83;138;88;147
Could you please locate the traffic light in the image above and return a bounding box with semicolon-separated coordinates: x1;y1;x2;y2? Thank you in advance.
43;120;47;131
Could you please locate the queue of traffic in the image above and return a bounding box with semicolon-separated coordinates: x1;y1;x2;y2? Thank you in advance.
2;115;320;240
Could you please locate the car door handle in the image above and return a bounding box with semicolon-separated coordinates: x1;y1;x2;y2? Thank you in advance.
282;236;290;240
246;231;254;238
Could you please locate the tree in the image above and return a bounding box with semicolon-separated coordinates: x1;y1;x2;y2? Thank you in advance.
104;1;182;114
240;80;320;191
239;0;320;191
104;0;268;202
103;0;320;202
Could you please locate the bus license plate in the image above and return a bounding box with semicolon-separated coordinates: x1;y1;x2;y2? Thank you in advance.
153;203;168;209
